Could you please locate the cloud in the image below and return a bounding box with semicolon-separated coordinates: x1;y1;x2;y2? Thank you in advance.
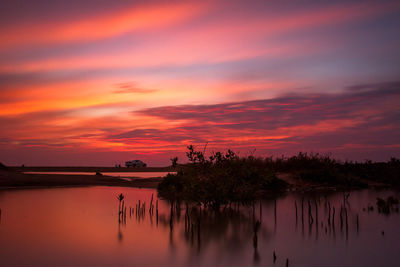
113;82;158;94
0;1;207;49
126;81;400;155
1;80;399;163
2;0;399;74
135;81;399;128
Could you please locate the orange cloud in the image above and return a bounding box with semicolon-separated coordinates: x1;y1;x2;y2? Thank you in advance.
0;1;207;49
2;1;398;73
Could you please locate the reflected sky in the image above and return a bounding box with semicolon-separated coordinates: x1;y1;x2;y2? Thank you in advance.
0;187;399;266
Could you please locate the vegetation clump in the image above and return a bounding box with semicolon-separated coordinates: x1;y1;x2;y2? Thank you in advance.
158;146;286;208
263;153;400;187
159;148;400;207
376;196;399;215
0;162;8;170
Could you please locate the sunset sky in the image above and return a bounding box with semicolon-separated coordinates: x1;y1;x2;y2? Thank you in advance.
1;0;399;166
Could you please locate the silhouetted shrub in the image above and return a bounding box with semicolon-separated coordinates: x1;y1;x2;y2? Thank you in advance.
376;196;399;215
158;146;286;208
264;153;399;186
0;162;7;170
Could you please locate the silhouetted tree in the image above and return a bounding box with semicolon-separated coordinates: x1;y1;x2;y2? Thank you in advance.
171;157;178;169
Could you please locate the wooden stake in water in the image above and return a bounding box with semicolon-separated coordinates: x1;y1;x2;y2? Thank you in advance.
340;206;343;231
274;199;277;226
356;214;359;233
328;202;331;226
345;207;348;240
315;199;318;225
301;197;304;227
170;202;174;231
197;218;201;250
156;200;159;226
150;194;154;214
315;199;319;238
308;200;313;225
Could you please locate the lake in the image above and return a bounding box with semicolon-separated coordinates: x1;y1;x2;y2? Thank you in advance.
0;187;399;266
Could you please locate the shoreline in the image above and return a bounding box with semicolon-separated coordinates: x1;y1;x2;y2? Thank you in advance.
0;169;395;192
0;170;163;189
9;166;172;173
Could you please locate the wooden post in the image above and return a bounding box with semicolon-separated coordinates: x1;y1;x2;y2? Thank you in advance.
340;206;343;231
301;197;304;227
150;194;154;214
345;207;348;237
308;200;313;224
156;200;159;222
356;214;359;233
328;202;331;226
197;218;201;250
274;199;277;226
315;199;318;225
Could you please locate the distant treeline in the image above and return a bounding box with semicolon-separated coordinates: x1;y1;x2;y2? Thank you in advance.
262;152;400;187
158;146;400;207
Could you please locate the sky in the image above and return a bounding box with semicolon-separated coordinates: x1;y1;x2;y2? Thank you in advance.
0;0;399;166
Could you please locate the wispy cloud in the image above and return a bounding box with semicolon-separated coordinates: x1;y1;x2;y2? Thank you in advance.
113;82;158;94
0;1;207;49
2;81;398;164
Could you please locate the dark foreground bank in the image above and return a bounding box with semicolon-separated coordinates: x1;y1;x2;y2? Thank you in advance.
0;170;163;189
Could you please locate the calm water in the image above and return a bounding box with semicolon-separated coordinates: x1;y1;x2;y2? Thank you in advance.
23;171;174;178
0;187;399;267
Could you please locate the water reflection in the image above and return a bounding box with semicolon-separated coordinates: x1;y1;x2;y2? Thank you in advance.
0;187;399;266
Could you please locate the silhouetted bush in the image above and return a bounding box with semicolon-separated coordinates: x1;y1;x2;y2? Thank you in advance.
0;162;7;170
158;146;286;208
376;196;399;215
159;149;400;206
297;168;367;187
264;153;399;186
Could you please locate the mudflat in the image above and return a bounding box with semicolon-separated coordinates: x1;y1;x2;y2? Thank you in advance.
0;169;163;189
11;166;172;172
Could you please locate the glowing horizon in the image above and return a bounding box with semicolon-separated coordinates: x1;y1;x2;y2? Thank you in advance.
1;0;399;166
